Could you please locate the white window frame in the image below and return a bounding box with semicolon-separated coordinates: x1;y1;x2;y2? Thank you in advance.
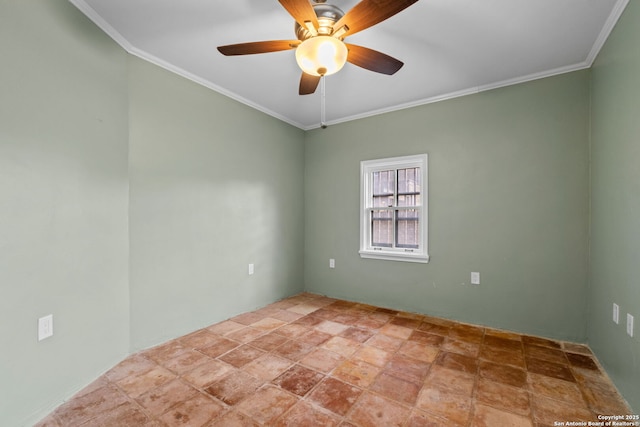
359;154;429;263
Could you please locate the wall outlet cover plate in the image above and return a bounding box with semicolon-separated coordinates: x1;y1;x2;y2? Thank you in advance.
38;314;53;341
471;272;480;285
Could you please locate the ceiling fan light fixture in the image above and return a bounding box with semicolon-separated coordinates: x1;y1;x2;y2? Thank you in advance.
295;36;347;76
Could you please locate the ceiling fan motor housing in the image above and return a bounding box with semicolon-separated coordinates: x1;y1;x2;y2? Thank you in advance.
295;4;345;40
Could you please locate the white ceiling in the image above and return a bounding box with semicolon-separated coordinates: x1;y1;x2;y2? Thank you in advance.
70;0;628;130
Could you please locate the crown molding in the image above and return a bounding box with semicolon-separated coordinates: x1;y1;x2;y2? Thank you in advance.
586;0;629;66
125;48;306;129
308;0;631;132
70;0;630;132
69;0;134;52
69;0;307;130
315;61;591;130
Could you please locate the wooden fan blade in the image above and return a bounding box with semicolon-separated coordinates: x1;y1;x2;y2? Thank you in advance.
299;72;321;95
345;43;403;75
278;0;319;30
333;0;418;37
217;40;299;56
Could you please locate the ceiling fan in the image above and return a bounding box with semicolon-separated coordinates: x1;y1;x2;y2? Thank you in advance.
217;0;419;95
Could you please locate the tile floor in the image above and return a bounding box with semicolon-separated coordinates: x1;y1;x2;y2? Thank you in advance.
37;293;633;426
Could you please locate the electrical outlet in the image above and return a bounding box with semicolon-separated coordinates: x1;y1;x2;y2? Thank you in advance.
329;258;335;269
613;303;620;324
471;272;480;285
248;263;254;275
38;314;53;341
627;313;634;337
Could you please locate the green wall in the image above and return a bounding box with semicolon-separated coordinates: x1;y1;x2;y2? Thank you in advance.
589;0;640;411
304;71;591;342
2;0;639;423
0;1;130;425
0;1;305;425
128;57;305;350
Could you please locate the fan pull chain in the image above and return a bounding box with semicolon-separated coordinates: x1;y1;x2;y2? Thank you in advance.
320;76;327;129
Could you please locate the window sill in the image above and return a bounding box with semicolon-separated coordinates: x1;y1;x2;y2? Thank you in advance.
359;250;430;263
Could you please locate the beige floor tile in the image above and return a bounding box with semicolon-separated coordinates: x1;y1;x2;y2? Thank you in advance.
425;365;475;397
299;347;345;373
235;385;298;424
476;377;531;416
415;387;472;426
472;403;533;427
158;392;224;427
274;400;341;427
181;359;235;389
38;293;631;427
347;392;411;427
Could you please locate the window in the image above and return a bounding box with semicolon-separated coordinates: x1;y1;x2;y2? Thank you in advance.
360;154;429;263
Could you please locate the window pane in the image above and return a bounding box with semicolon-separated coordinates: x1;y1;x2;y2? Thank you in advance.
372;170;394;207
398;194;421;207
397;167;420;207
361;155;428;262
396;209;419;248
371;210;393;247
